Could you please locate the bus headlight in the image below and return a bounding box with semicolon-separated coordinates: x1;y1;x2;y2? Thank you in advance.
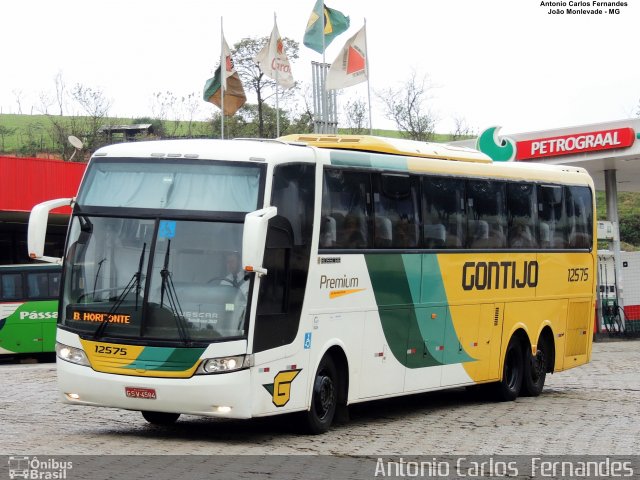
196;355;252;374
56;342;90;367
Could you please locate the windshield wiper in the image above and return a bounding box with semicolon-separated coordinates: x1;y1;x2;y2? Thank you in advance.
159;240;191;346
93;243;146;340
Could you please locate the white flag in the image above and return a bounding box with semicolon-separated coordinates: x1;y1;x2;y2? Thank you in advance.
254;21;295;89
326;26;367;90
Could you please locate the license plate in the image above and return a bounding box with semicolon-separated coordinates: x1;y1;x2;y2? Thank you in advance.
125;387;157;399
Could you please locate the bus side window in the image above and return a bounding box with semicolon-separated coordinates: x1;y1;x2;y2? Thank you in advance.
49;272;62;298
506;183;537;249
537;185;567;249
467;180;507;249
322;169;372;249
373;173;421;249
566;186;593;249
1;273;24;301
422;176;466;249
27;272;50;299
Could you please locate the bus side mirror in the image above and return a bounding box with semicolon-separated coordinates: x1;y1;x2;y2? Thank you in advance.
242;206;277;276
28;198;73;264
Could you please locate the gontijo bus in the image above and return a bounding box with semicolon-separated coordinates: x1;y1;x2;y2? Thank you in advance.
28;135;596;433
0;263;61;355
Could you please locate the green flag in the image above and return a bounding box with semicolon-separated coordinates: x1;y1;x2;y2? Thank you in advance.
203;37;246;116
303;0;350;54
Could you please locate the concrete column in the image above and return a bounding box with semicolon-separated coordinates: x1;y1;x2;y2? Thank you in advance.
604;169;625;329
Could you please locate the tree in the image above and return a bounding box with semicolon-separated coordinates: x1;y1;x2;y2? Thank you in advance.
55;71;66;116
377;72;437;142
343;97;368;134
0;125;16;152
70;83;112;153
450;115;474;141
231;36;299;137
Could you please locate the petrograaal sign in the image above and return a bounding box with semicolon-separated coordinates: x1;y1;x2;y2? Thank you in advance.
515;127;636;160
477;126;636;162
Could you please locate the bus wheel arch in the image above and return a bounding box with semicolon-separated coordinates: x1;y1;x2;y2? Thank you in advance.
303;345;349;434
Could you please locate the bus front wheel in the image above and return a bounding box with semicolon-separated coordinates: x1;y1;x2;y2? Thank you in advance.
304;355;338;434
494;337;524;401
141;411;180;425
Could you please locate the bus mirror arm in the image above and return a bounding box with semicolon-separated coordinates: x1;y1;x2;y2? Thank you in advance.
28;197;74;264
242;206;277;277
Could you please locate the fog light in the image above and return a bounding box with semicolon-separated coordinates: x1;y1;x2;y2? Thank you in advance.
66;393;80;400
216;406;232;414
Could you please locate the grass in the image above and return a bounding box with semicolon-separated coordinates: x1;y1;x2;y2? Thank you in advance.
0;113;470;155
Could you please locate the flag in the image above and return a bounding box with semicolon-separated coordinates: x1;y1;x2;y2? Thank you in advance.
303;0;350;54
254;21;295;89
326;25;367;90
203;36;246;116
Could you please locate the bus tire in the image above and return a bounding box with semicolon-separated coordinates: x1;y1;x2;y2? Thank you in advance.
304;355;338;434
141;411;180;425
522;337;549;397
494;336;524;401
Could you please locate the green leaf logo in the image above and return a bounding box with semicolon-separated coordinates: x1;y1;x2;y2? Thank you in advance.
476;126;516;162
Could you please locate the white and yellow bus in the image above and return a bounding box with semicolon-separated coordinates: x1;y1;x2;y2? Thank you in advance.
28;135;596;433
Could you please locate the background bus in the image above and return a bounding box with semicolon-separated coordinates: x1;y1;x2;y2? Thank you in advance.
0;263;60;356
29;136;595;433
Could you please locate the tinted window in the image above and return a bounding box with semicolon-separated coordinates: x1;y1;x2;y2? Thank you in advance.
423;177;466;249
373;174;421;248
27;272;50;299
467;180;507;249
566;186;593;249
1;274;23;300
538;185;567;248
507;183;538;248
49;272;61;297
321;170;371;249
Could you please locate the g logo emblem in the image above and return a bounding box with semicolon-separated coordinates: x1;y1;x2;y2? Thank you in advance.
263;369;301;407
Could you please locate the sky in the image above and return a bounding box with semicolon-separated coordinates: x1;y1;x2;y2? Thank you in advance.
1;0;639;136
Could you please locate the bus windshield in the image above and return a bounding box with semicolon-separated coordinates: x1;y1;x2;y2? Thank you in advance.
77;159;261;212
61;216;250;344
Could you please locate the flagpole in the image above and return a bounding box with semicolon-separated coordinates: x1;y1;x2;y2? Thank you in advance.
220;17;225;140
322;2;328;133
364;19;372;135
274;13;280;138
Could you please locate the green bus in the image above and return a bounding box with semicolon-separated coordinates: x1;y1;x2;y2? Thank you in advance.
0;264;61;355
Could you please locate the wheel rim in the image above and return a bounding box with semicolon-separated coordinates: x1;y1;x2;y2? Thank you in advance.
530;349;545;382
314;373;335;420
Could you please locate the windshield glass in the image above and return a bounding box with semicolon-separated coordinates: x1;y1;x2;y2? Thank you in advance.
77;159;261;212
61;216;249;343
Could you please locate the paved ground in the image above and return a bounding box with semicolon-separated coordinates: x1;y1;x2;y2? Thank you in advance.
0;340;638;456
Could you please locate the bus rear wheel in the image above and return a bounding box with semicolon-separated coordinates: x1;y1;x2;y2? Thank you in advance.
304;355;338;434
522;338;549;397
141;411;180;425
494;337;524;401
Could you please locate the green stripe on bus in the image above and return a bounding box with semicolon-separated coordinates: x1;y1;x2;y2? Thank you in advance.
330;151;409;171
365;253;474;368
124;346;205;372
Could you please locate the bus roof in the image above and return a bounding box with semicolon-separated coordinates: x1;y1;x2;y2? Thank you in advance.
90;137;592;187
92;139;316;165
278;134;493;163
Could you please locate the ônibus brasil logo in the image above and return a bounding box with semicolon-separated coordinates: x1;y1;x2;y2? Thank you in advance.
7;456;72;479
